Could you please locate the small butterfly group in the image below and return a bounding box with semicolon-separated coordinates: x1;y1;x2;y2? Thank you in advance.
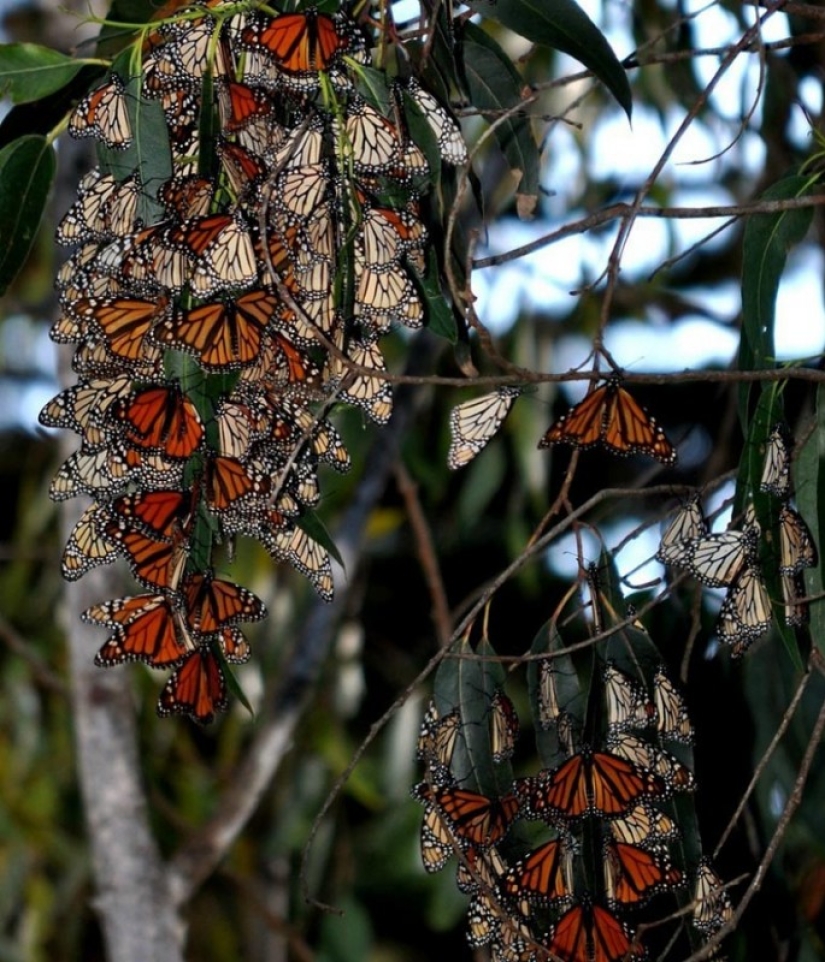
447;377;676;471
412;659;731;961
656;423;816;657
45;1;468;722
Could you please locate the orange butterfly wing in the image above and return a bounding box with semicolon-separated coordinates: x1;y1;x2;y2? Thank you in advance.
435;789;519;848
94;598;188;668
549;904;642;962
590;751;665;816
502;839;571;902
120;387;204;459
157;647;227;724
183;573;267;633
604;840;681;906
608;386;675;463
539;380;676;465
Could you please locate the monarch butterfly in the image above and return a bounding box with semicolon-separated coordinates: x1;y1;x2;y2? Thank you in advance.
69;75;133;149
39;375;132;448
692;859;733;935
103;172;143;238
240;10;348;75
603;839;682;907
606;732;696;793
547;902;644;962
108;490;191;542
87;595;191;668
608;803;680;848
516;749;665;820
456;845;508;896
272;165;333;226
204;455;270;512
401;78;468;166
492;918;540;962
190;215;258;296
155;289;277;370
760;423;792;497
355;265;419;325
447;388;521;471
778;504;817;574
341;98;402;176
655;497;707;566
356;203;427;269
538;379;676;465
652;667;694;743
77;295;170;363
61;502;118;580
717;565;772;656
686;530;756;588
217;80;274;132
490;689;520;763
781;571;808;627
217;140;267;197
501;838;574;903
261;521;334;601
182;572;267;634
49;445;133;501
537;660;577;755
603;664;656;733
218;626;252;664
466;891;498;948
327;338;394;425
418;801;455;873
158;174;215;219
417;703;461;787
118;386;204;460
157;646;228;724
414;783;520;848
105;524;188;592
56;171;118;245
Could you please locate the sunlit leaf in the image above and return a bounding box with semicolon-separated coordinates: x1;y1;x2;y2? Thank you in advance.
0;43;97;104
739;174;814;434
467;0;632;117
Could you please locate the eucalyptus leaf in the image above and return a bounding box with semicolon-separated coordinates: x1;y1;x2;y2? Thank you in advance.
467;0;632;117
461;23;540;216
0;43;96;104
0;134;55;295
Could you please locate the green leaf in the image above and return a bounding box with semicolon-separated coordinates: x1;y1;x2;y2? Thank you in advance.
526;620;583;769
798;390;825;659
0;43;96;104
417;247;458;343
466;0;631;117
460;23;540;217
738;174;815;434
0;135;55;296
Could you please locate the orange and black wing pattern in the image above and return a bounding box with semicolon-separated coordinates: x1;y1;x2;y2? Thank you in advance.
539;379;676;465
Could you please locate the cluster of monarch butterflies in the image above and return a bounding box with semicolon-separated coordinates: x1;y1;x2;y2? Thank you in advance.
447;377;676;471
43;0;467;722
656;424;816;657
412;659;733;960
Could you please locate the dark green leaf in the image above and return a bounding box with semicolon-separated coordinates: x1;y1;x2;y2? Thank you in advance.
0;43;96;104
527;620;583;769
0;65;104;149
466;0;632;117
417;247;458;343
0;135;56;296
460;23;540;217
798;390;825;658
738;174;814;434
